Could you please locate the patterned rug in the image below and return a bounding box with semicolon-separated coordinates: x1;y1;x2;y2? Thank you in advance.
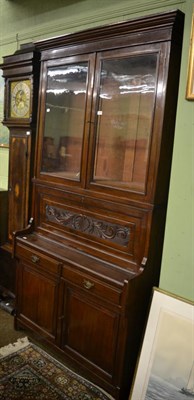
0;337;114;400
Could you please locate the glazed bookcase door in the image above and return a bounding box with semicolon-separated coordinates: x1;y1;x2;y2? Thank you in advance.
36;54;95;185
87;43;168;201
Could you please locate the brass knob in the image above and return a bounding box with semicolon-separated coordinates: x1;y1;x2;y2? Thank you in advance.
83;280;94;290
31;255;40;263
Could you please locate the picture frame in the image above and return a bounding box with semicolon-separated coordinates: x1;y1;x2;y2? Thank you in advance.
129;287;194;400
186;11;194;99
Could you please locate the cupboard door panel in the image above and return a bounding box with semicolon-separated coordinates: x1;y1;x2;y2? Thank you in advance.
18;263;58;340
62;286;120;376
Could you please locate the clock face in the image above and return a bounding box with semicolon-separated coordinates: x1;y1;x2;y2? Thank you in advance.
10;80;31;119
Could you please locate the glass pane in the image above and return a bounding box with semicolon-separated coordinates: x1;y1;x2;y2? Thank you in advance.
93;54;157;192
41;62;88;180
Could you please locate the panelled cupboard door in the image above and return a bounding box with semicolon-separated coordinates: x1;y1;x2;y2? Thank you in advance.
59;279;122;382
16;260;59;342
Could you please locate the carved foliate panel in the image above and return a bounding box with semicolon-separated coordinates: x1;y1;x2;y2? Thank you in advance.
46;204;130;247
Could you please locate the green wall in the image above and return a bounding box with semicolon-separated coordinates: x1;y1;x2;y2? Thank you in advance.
0;0;193;302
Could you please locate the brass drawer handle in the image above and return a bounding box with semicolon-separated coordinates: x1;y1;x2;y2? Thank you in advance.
31;255;40;263
83;280;94;290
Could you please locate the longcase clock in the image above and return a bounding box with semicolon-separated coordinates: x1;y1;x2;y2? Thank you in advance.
1;45;40;246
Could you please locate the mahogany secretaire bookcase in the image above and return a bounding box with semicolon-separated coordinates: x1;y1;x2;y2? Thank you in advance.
1;10;184;399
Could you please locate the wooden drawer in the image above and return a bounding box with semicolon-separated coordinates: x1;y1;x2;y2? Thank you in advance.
16;243;61;276
62;265;123;306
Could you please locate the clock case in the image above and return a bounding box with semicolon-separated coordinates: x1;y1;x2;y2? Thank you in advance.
1;45;40;244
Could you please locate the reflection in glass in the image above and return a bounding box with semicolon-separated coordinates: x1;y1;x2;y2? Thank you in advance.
41;63;88;180
93;54;157;192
